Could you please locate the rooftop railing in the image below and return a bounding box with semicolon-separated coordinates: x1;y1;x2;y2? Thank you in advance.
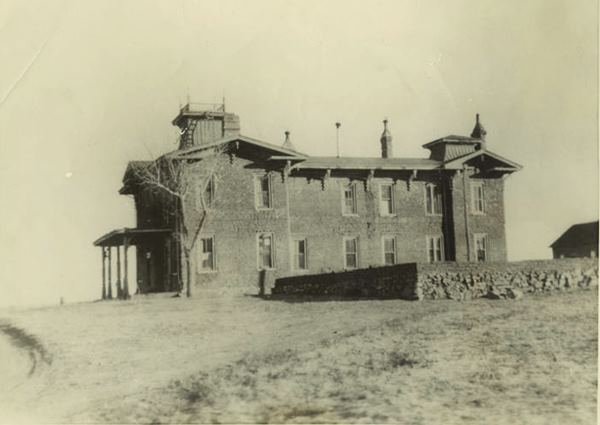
180;102;225;113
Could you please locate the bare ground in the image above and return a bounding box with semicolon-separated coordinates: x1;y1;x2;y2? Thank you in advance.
0;289;596;424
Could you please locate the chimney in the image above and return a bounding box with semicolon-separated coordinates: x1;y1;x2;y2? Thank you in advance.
470;113;486;138
282;130;296;151
380;119;392;158
470;113;487;148
335;122;341;158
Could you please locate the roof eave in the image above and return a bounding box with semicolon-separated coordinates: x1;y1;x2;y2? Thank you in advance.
422;136;481;149
171;135;308;159
442;149;523;171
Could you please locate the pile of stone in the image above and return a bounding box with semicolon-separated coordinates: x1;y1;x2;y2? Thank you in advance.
487;284;523;300
416;263;598;301
416;271;492;301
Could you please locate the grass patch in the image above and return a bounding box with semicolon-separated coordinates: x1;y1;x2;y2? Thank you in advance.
4;289;595;424
90;290;597;424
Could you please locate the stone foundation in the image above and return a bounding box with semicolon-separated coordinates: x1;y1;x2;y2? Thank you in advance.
272;258;598;300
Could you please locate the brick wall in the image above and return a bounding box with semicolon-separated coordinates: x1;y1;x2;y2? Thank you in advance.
272;258;598;300
131;153;511;295
190;160;453;293
450;170;507;263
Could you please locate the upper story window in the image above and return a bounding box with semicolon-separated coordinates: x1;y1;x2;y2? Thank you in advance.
382;235;396;265
342;183;358;215
426;235;444;263
379;184;395;216
257;233;274;270
425;183;443;215
471;181;485;214
293;238;308;270
203;176;215;208
197;236;215;272
254;174;272;209
474;233;487;262
344;237;359;269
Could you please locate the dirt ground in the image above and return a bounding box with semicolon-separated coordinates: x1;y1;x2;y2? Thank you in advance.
0;289;597;424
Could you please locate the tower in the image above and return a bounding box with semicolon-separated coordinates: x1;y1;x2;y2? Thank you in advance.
172;103;240;150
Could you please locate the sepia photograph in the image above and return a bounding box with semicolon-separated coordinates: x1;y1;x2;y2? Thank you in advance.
0;1;597;423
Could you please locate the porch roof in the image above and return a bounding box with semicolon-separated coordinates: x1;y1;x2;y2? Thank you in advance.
93;228;171;247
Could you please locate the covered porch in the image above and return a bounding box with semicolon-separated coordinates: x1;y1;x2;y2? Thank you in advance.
93;228;174;300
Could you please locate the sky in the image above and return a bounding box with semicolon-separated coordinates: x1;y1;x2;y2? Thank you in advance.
0;0;597;307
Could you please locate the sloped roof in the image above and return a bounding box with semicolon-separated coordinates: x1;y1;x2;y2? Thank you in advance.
291;156;441;171
121;134;521;188
442;149;523;171
172;134;307;159
550;221;599;248
93;228;171;247
119;161;153;194
124;160;152;174
422;135;480;148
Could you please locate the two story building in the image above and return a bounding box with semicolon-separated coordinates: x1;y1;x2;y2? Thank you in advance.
93;104;521;297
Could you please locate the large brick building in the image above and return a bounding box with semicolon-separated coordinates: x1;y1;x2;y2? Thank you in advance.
93;104;521;297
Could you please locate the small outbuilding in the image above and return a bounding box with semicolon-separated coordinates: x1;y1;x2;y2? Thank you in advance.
550;220;599;259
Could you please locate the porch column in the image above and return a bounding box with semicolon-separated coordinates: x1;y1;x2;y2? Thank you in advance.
123;237;130;299
107;247;113;299
116;246;122;299
166;240;172;292
101;247;106;300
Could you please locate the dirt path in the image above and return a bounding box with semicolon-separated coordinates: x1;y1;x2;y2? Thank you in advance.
0;322;53;424
0;295;421;423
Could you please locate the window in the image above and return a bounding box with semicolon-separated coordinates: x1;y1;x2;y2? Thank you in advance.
203;176;215;208
382;235;396;265
474;234;487;262
198;237;215;271
425;183;443;215
342;183;357;215
426;235;444;263
257;233;274;269
344;237;359;269
254;174;272;209
379;184;395;215
293;238;308;270
471;181;485;214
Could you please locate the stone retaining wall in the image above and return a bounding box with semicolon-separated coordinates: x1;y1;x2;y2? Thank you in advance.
272;263;419;299
415;258;598;300
271;258;598;300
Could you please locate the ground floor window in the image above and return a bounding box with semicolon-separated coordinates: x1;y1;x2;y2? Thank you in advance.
198;237;215;271
257;233;274;269
474;233;487;262
426;235;444;263
293;238;308;270
344;237;359;269
382;235;396;265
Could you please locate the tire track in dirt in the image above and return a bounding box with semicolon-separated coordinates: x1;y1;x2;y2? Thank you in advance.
0;322;52;378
